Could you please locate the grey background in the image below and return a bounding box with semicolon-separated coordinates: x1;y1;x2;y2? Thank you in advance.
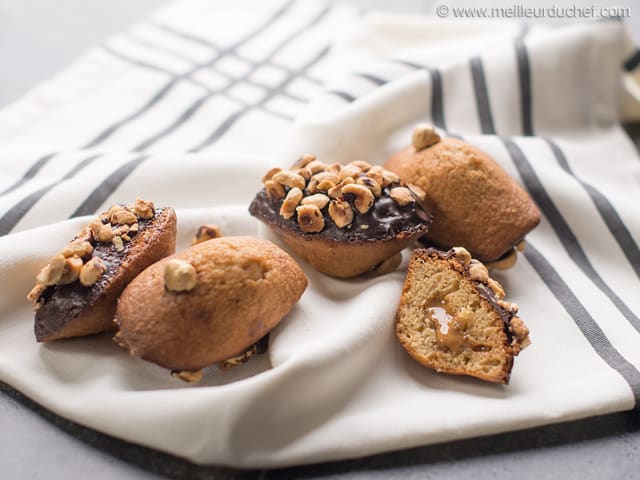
1;0;640;478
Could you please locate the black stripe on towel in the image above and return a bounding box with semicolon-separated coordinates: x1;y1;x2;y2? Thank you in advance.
83;0;295;149
391;59;446;131
131;4;331;152
546;139;640;280
0;1;294;200
525;242;640;402
0;152;58;196
71;155;147;217
503;138;640;333
118;36;308;104
0;154;102;235
68;46;331;210
353;72;388;86
102;44;298;120
151;20;324;86
515;35;533;136
326;90;356;102
101;44;211;90
624;49;640;72
190;45;330;152
469;56;496;135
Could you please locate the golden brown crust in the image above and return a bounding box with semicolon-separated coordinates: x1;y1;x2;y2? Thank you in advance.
395;248;529;384
114;236;308;371
34;207;177;342
384;138;541;262
272;223;415;278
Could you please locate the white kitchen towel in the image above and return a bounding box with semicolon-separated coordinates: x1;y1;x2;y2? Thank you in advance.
1;0;640;468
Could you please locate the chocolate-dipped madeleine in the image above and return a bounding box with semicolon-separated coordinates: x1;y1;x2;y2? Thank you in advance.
249;155;433;278
27;199;177;342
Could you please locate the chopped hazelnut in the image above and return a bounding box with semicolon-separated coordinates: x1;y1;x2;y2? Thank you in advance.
487;278;505;299
60;240;93;259
328;199;354;228
389;187;415;206
90;220;114;243
272;170;306;190
453;247;472;267
327;177;354;199
312;172;340;191
412;123;441;151
279;187;303;220
164;259;197;292
129;223;139;233
79;257;107;287
382;169;400;185
171;369;203;383
498;300;519;314
265;180;286;200
296;167;312;181
192;224;222;245
407;184;426;202
327;185;342;199
509;316;531;350
112;236;124;252
59;256;84;285
134;198;155;220
27;283;46;304
76;225;93;243
261;167;282;183
111;208;137;225
339;165;361;181
296;204;325;233
469;260;489;283
366;166;386;187
341;184;375;214
36;254;66;286
326;163;342;175
113;224;130;237
351;160;372;172
300;193;330;210
356;176;382;197
306;160;327;174
293;153;316;168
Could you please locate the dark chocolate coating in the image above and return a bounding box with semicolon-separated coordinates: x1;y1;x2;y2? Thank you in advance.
249;185;432;243
34;208;167;341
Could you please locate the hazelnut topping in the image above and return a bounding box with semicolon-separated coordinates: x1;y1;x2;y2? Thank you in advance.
36;255;66;286
279;187;303;220
79;257;107;287
59;256;84;285
328;199;354;228
341;184;375;214
192;224;222;245
134;198;155;220
296;204;325;233
412;123;441;151
389;187;415;206
164;259;197;292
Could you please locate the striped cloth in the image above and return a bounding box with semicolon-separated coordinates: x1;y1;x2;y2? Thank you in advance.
1;0;640;468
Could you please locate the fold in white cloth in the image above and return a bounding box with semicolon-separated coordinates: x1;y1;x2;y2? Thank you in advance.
1;0;640;468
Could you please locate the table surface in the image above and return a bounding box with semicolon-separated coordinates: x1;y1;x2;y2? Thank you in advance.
2;1;640;478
